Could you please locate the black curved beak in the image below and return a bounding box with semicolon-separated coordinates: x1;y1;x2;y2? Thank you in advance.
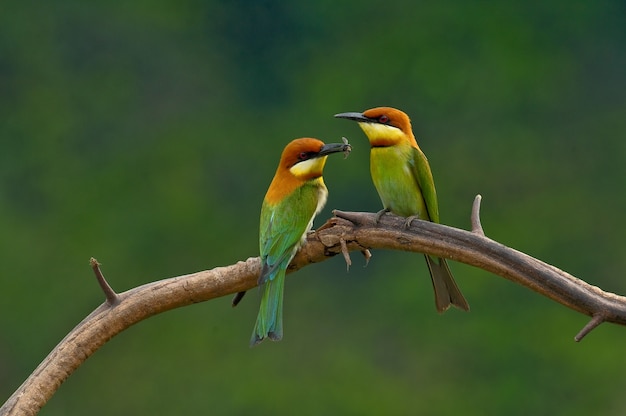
334;112;370;123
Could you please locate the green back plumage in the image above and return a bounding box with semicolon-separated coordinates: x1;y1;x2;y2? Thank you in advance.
259;181;324;282
251;180;325;346
410;146;440;224
370;143;439;223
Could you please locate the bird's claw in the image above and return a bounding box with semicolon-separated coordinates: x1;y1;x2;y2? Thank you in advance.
404;215;420;228
374;208;391;224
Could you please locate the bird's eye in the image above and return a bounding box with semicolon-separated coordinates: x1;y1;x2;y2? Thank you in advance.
379;115;390;124
298;152;309;160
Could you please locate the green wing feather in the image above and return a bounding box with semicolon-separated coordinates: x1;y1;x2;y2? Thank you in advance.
410;146;440;223
410;147;470;312
252;183;322;345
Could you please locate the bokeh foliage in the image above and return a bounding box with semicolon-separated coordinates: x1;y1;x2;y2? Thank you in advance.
1;1;626;415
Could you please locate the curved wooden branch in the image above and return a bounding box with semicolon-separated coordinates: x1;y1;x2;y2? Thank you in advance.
3;196;626;415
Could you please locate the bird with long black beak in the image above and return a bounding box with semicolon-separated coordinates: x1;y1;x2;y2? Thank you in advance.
335;107;469;313
248;138;351;345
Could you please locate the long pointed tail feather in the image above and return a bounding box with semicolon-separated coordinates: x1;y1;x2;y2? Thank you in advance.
250;269;285;346
424;255;470;313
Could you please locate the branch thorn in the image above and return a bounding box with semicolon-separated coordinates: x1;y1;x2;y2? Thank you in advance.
471;194;485;236
361;249;372;267
575;314;604;342
340;237;351;271
333;209;372;225
90;257;120;306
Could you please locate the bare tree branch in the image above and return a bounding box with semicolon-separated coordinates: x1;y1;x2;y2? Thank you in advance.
3;196;626;415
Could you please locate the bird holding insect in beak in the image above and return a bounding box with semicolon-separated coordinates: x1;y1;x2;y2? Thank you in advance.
249;137;351;346
335;107;469;312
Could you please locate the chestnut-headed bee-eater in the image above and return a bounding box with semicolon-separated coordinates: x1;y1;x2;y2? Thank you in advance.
250;137;351;346
334;107;469;312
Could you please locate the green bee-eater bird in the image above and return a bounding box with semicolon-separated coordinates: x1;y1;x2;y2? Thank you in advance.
334;107;469;312
250;137;351;346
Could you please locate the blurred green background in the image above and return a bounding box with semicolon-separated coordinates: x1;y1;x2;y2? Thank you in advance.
2;1;626;415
